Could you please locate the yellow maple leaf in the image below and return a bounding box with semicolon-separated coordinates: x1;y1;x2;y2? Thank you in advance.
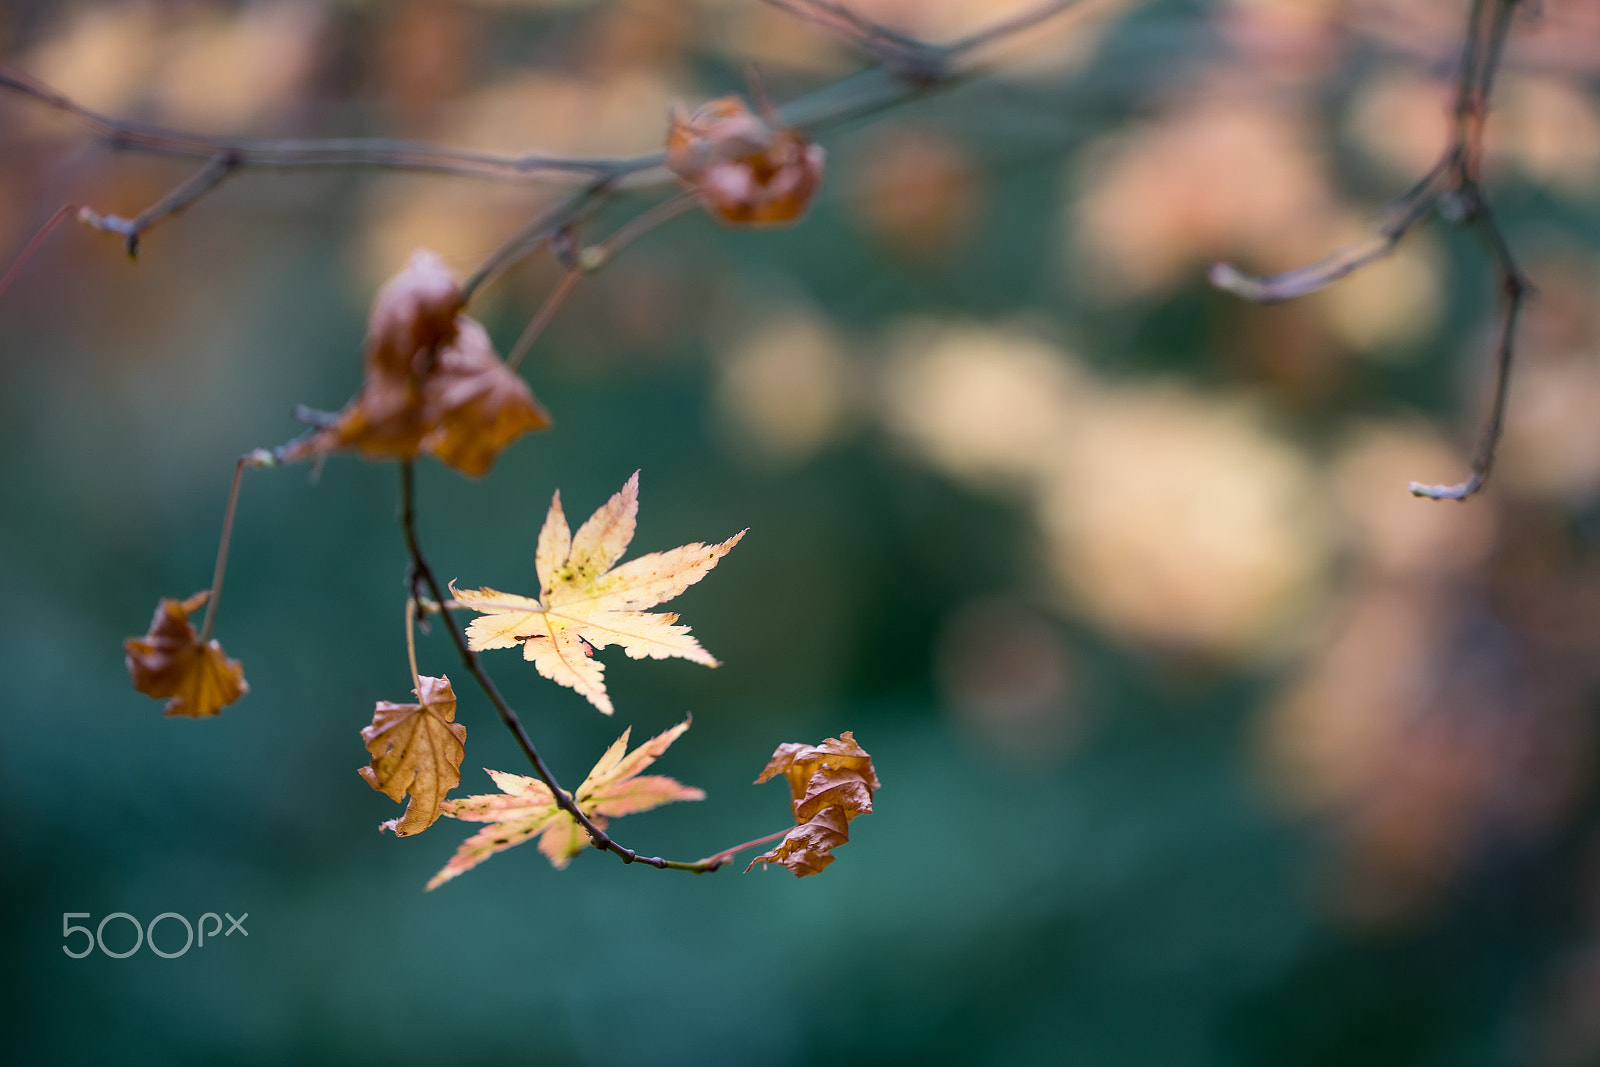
451;471;744;714
358;674;467;837
426;717;704;889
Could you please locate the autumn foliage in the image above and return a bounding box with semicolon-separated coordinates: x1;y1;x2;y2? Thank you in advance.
98;9;888;893
359;674;467;838
281;249;551;477
749;732;879;877
667;96;826;226
124;591;248;719
430;718;703;888
114;263;872;883
453;471;744;715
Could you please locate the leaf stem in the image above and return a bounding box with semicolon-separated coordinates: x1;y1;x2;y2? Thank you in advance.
198;454;251;643
504;268;580;372
692;828;793;871
503;192;697;371
404;596;423;699
0;202;78;303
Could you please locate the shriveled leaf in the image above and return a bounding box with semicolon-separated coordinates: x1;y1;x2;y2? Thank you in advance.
453;471;744;714
748;731;877;878
124;591;248;718
428;717;703;889
281;249;550;476
666;96;826;227
422;318;551;477
359;674;467;837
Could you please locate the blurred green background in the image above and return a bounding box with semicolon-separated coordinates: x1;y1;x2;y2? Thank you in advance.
5;1;1600;1064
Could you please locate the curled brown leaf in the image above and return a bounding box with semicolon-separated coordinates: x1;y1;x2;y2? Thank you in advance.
666;96;825;227
359;674;467;837
282;249;550;476
124;591;248;718
748;731;878;877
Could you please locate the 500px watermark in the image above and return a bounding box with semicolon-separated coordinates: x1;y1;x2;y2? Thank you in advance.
62;911;248;959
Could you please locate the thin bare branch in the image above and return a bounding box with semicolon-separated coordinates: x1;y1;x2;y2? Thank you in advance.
503;192;696;370
1210;0;1527;500
1409;194;1530;501
762;0;923;50
0;65;641;182
78;153;239;257
459;181;611;303
761;0;942;78
1208;174;1445;301
3;0;1093;283
944;0;1091;58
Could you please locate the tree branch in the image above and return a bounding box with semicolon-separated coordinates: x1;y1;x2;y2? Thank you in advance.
0;66;640;182
1408;192;1529;500
2;0;1092;259
396;460;728;874
1210;0;1528;501
78;152;239;258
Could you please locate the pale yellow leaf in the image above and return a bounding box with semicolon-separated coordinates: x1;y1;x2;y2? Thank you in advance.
523;626;611;715
454;472;744;713
535;490;572;596
428;718;703;888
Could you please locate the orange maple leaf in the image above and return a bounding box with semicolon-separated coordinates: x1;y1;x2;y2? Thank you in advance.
282;249;550;476
427;717;704;889
451;471;744;714
748;732;878;877
359;674;467;837
124;591;248;718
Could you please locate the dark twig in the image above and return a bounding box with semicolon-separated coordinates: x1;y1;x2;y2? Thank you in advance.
4;0;1091;273
1409;196;1529;500
397;461;727;873
79;152;239;257
1209;0;1527;501
761;0;944;79
459;181;612;303
763;0;1091;84
944;0;1091;58
1209;163;1448;302
503;192;698;370
0;66;640;182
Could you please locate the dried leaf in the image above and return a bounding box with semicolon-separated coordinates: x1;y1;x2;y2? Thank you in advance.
124;591;248;718
282;250;550;475
359;674;467;837
452;471;744;714
427;717;704;889
424;319;551;477
666;96;825;226
748;731;878;877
